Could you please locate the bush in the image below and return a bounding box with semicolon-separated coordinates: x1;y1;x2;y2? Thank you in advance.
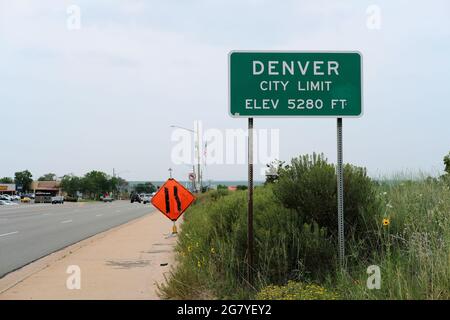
64;196;78;202
194;189;230;204
444;152;450;175
272;153;379;239
159;186;336;299
256;281;339;300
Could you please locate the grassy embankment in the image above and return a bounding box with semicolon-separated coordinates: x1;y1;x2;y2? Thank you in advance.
158;157;450;300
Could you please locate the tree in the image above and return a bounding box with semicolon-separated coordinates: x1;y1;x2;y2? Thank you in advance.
134;182;156;194
61;172;124;200
117;177;129;191
14;170;33;192
109;176;119;194
272;153;378;239
61;175;81;197
81;171;110;199
444;152;450;175
0;177;14;184
38;173;57;181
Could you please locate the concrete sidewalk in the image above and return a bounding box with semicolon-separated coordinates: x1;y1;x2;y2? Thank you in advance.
0;211;178;300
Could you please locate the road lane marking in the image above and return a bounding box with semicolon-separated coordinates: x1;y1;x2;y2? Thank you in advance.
96;214;103;217
0;231;19;237
61;220;73;224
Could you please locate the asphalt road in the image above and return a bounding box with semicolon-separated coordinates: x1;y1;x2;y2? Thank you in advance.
0;200;154;278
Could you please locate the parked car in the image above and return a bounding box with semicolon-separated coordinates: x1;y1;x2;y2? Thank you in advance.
11;195;21;201
0;195;12;201
51;196;64;204
103;196;113;203
21;197;31;203
140;194;152;204
0;200;17;206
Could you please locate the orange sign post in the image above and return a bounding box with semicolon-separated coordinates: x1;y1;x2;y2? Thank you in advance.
151;178;196;233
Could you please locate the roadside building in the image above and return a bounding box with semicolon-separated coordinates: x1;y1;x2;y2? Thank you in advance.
31;181;62;203
0;184;16;195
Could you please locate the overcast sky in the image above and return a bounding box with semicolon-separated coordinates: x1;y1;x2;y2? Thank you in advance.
0;0;449;181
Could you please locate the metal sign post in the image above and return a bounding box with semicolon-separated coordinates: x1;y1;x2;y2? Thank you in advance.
336;118;345;269
247;117;254;285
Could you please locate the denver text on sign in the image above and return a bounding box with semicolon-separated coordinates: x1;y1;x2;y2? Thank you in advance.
229;51;362;117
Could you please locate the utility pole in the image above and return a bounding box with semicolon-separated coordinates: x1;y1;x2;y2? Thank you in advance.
112;168;116;199
196;121;202;193
170;123;203;193
192;165;197;192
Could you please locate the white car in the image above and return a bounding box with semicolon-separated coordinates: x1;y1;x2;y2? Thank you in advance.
0;200;17;206
51;196;65;204
0;195;12;201
140;194;152;204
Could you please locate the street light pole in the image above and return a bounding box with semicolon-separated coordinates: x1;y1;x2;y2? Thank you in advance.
196;121;202;193
170;124;203;193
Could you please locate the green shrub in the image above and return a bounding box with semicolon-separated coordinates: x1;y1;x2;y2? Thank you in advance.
193;189;230;205
256;281;339;300
159;186;338;299
444;152;450;175
64;196;78;202
272;153;379;239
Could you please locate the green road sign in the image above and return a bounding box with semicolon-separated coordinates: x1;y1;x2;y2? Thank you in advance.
229;51;362;117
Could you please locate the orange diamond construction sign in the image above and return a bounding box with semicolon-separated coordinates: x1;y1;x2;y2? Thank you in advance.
151;178;196;221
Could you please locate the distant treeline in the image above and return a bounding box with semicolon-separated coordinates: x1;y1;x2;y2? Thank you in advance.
61;172;156;199
61;171;126;199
